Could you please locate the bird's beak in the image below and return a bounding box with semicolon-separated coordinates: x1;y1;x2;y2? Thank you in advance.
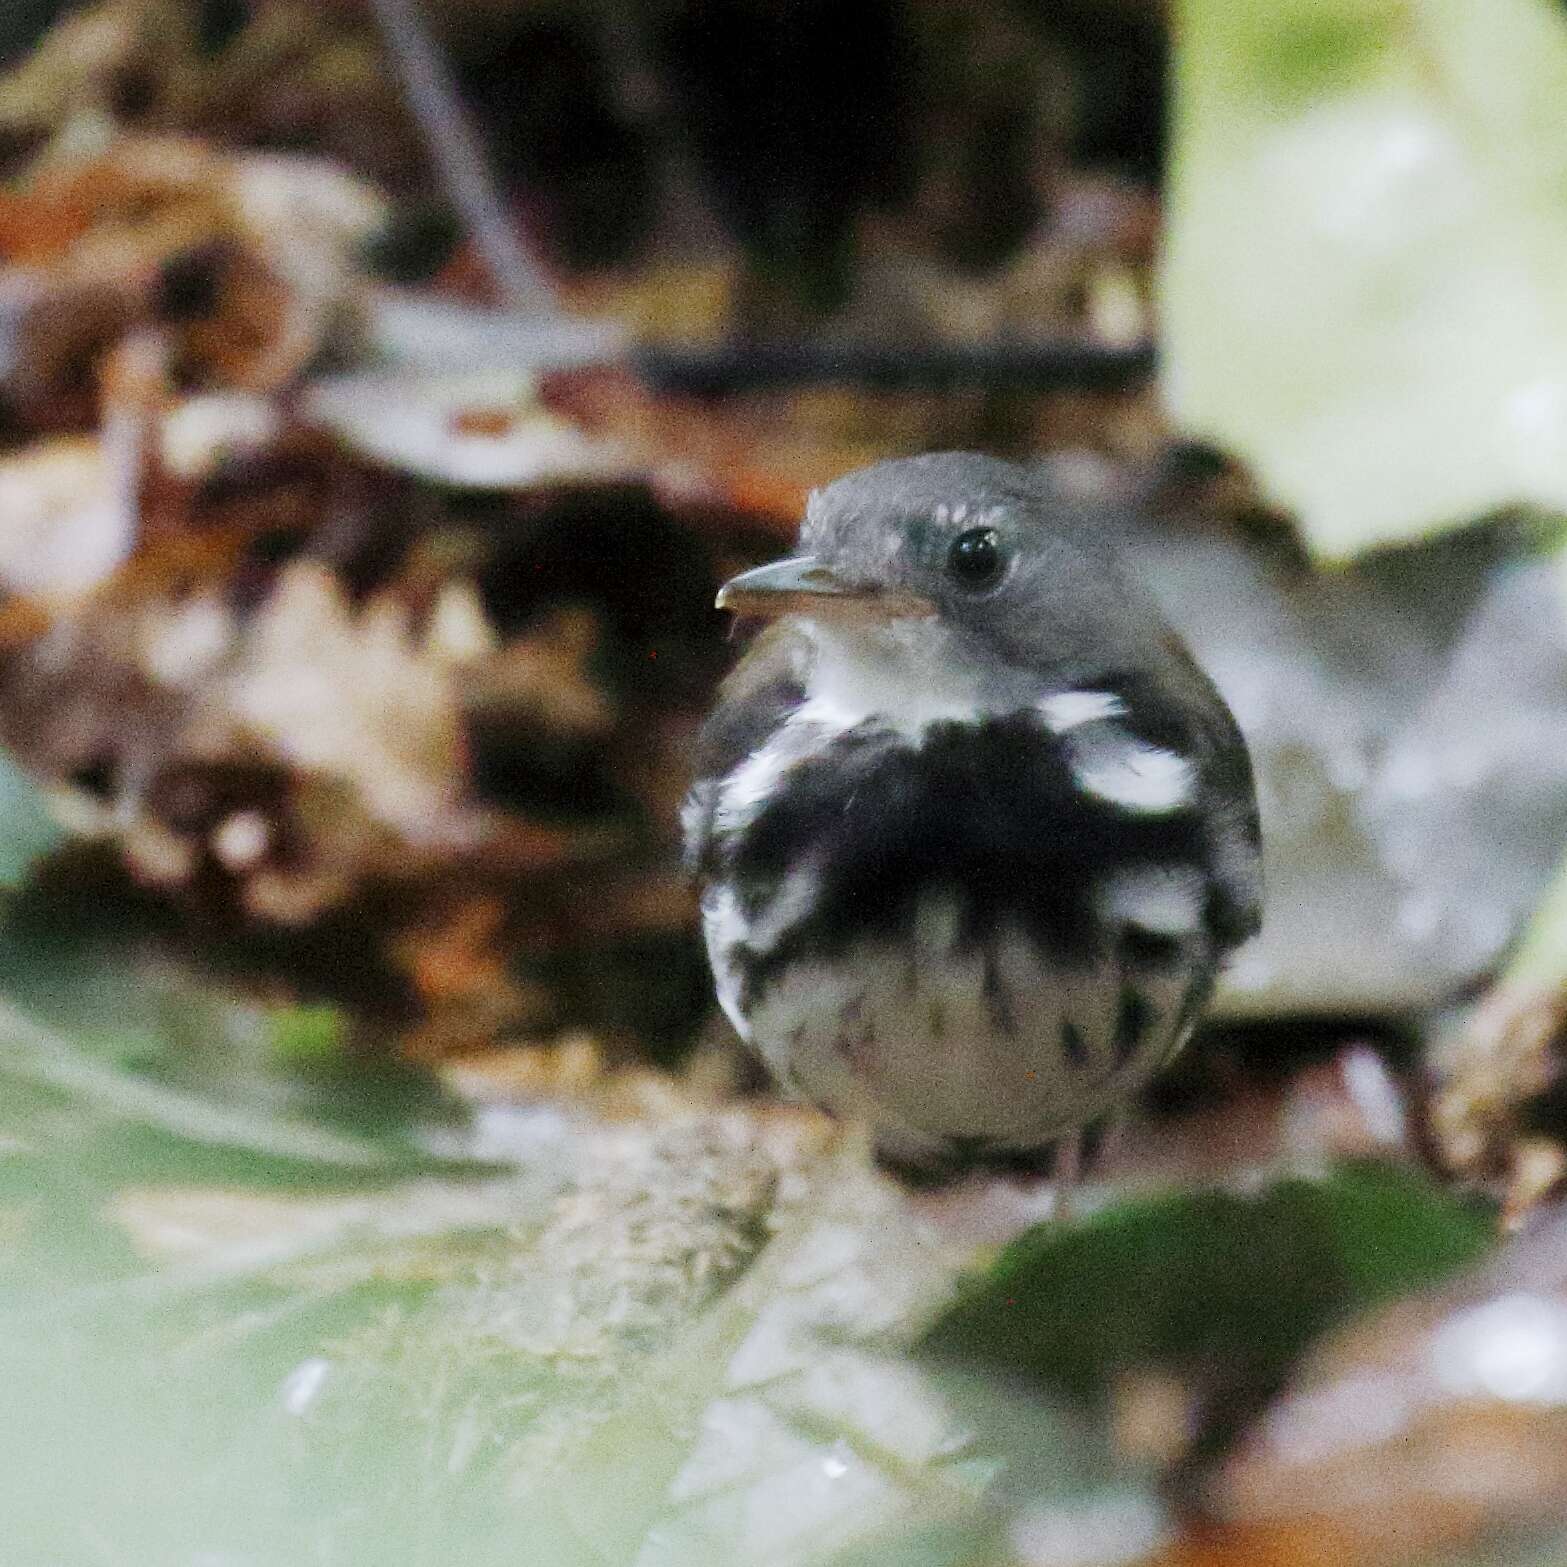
715;557;935;621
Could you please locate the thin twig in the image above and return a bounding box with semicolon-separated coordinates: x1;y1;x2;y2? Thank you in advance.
366;0;559;316
633;337;1157;397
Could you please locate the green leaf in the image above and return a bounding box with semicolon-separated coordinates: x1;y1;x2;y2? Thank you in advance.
0;752;63;889
0;996;403;1168
268;1003;352;1064
920;1163;1492;1421
0;1130;1048;1567
1163;0;1567;559
0;908;485;1185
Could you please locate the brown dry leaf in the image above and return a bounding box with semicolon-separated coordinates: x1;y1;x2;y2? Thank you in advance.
400;895;513;1011
539;366;881;529
0;433;137;599
0;0;424;195
389;893;575;1058
0;0;197;154
0;608;190;835
458;604;619;806
560;260;740;346
0;450;756;1053
841;175;1157;350
1095;1041;1418;1201
0;292;789;1056
176;1;427;192
1139;1520;1397;1567
199;561;465;841
304;368;633;489
0;136;382;433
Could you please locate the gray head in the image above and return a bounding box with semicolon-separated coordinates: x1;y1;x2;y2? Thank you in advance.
718;452;1170;686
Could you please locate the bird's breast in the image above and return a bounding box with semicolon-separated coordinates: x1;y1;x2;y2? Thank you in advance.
706;698;1213;985
697;698;1223;1159
724;893;1212;1161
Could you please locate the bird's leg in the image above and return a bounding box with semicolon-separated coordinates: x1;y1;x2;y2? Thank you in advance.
1092;1113;1127;1176
1051;1128;1083;1223
897;1132;1089;1248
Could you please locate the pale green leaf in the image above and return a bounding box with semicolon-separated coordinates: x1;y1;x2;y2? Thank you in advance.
1163;0;1567;559
0;752;63;888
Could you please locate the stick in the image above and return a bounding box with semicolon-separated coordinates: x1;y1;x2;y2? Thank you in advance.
366;0;559;316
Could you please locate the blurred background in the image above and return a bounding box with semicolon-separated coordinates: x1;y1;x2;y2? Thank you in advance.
4;2;1567;1564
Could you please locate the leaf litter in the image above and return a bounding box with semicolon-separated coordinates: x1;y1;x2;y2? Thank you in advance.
2;3;1567;1566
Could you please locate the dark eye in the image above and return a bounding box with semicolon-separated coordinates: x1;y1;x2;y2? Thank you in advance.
946;526;1004;591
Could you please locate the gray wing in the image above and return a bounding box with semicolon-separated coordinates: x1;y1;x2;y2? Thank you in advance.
1144;634;1264;949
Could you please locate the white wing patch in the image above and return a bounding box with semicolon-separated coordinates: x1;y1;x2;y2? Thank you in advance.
700;856;826;1042
709;694;862;841
1037;690;1126;733
699;883;752;1038
1071;738;1194;814
747;857;823;951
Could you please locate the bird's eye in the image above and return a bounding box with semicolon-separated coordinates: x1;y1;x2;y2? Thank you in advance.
946;526;1005;591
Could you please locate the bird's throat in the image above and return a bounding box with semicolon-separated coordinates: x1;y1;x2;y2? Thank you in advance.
802;618;988;736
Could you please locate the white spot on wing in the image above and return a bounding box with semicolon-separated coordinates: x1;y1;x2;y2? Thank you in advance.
701;858;826;1042
712;743;798;840
700;883;752;1038
710;695;860;840
1038;690;1126;733
1073;739;1194;813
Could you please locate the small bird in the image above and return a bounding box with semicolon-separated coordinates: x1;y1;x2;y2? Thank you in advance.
684;453;1261;1186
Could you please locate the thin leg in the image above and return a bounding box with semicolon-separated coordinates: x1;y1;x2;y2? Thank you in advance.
1093;1113;1127;1177
1052;1128;1083;1223
891;1130;1089;1248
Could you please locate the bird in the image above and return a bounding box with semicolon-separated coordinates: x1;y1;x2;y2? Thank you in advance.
683;452;1261;1188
